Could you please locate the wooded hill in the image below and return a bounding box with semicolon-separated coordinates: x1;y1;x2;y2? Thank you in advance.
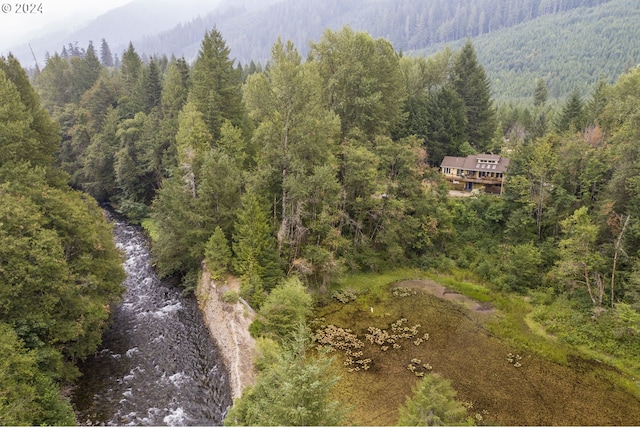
13;0;637;103
411;0;640;102
131;0;637;101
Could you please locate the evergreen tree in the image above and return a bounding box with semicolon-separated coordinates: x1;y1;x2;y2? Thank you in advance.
556;87;585;133
141;58;163;113
114;112;155;220
397;374;471;426
204;226;232;280
189;28;250;140
584;78;609;126
118;42;144;117
161;57;190;116
224;326;346;426
82;107;120;201
100;38;114;67
450;40;496;152
79;41;102;92
424;85;468;165
232;191;282;305
534;78;548;107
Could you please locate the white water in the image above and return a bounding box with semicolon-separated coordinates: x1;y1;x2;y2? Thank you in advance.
72;218;232;425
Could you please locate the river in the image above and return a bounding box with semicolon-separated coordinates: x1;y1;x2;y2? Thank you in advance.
71;217;232;425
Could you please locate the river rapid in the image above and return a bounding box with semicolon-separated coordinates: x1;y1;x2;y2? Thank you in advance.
72;217;232;425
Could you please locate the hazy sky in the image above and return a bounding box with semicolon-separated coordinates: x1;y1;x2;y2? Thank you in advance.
0;0;132;50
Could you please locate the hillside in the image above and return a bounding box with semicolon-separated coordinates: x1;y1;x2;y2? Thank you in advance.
411;0;640;102
122;0;639;101
8;0;635;101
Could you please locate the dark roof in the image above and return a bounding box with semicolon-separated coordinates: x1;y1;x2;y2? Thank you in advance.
440;154;510;174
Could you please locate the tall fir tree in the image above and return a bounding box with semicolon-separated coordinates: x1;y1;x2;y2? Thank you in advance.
232;190;282;306
118;42;144;117
100;38;114;67
188;28;250;140
141;58;163;113
556;87;585;133
534;78;548;107
451;40;496;152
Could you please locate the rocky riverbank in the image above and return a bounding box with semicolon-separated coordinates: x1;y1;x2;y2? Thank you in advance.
196;266;256;399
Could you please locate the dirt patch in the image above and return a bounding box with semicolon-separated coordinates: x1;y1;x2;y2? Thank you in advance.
393;279;495;314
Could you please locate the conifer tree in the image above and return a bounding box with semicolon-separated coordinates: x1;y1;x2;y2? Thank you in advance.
424;85;468;165
204;226;232;280
118;42;144;117
556;87;585;133
161;57;190;116
451;40;496;152
100;38;114;67
224;326;346;426
188;28;250;140
141;58;162;113
534;78;548;107
397;374;470;426
232;191;282;305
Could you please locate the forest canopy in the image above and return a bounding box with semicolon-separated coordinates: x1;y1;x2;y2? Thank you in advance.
0;55;125;425
5;15;640;423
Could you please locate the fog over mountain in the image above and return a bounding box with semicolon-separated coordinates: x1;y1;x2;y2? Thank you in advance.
2;0;221;67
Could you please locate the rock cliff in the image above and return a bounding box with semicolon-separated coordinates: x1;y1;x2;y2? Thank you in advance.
196;266;256;399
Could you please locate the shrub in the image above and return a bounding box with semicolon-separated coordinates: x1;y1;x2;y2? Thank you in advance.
397;373;472;426
257;276;313;340
221;290;239;304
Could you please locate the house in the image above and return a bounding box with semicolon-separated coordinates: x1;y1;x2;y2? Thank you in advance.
440;154;510;194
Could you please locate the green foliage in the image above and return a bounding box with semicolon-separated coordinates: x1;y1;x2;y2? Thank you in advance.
224;326;347;426
188;28;250;140
221;290;240;304
0;323;75;426
451;40;497;152
0;55;125;422
253;336;282;372
232;191;283;304
310;26;407;138
397;373;472;426
532;298;640;375
205;227;232;280
256;277;313;341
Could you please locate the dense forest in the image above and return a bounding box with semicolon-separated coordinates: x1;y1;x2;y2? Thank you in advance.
0;56;125;424
3;16;640;424
414;0;640;101
135;0;613;63
128;0;639;101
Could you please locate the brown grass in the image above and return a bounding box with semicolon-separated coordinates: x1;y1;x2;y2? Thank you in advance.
315;284;640;426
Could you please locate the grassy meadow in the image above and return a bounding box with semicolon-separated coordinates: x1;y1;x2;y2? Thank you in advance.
311;269;640;425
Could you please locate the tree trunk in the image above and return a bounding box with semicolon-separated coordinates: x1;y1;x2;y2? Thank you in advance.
611;214;630;308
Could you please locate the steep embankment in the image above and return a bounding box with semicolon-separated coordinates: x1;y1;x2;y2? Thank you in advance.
196;267;256;398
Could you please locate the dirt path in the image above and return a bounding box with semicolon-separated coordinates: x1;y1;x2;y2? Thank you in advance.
393;279;495;314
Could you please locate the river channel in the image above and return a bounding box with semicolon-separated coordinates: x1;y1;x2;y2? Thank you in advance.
72;217;232;425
